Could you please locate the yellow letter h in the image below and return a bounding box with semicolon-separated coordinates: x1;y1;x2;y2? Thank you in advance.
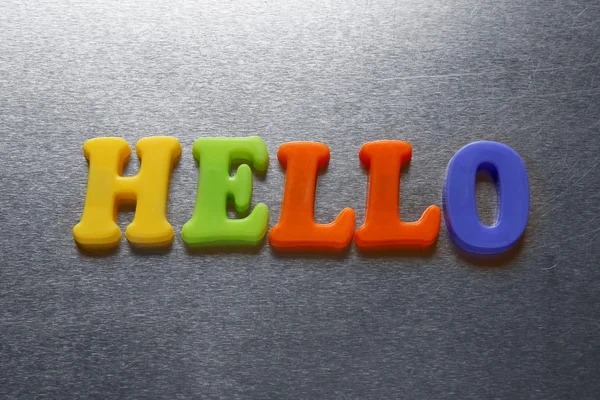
73;137;181;250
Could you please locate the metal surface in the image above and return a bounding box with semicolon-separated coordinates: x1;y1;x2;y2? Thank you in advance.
1;0;599;398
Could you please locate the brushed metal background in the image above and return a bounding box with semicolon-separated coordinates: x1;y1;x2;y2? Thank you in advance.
1;0;599;398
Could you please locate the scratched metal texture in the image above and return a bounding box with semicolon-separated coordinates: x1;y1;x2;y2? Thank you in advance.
0;0;599;399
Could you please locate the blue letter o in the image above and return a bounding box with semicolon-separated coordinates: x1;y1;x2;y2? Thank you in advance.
443;141;530;255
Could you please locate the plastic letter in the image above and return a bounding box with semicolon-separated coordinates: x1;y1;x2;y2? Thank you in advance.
73;137;181;249
268;142;355;252
443;141;530;255
181;137;269;247
354;141;441;251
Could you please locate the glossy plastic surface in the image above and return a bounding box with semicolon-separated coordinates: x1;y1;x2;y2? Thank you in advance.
268;142;356;252
73;136;182;249
181;136;269;247
443;141;530;255
354;141;441;251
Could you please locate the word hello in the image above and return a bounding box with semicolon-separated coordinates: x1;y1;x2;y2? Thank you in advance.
73;137;530;255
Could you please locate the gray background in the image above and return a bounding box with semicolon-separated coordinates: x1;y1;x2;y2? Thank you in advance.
0;0;599;398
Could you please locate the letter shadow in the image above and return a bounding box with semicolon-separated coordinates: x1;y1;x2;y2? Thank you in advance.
450;231;527;268
75;242;120;257
355;240;438;260
268;244;352;261
184;236;267;256
76;239;175;257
